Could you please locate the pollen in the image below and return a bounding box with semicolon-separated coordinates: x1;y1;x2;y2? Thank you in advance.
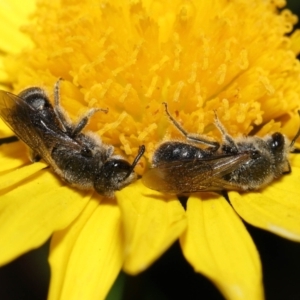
2;0;300;173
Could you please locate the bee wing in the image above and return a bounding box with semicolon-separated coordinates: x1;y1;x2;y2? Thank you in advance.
142;153;250;194
0;90;81;165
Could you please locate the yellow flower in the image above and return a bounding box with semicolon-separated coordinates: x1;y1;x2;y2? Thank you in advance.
1;0;300;299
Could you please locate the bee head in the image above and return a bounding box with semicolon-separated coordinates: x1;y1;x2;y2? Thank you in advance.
94;159;137;197
267;132;291;174
94;145;144;196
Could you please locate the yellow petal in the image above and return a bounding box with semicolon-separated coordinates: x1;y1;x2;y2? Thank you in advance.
290;153;300;168
0;171;90;265
0;162;47;190
117;181;187;274
229;163;300;241
48;198;99;300
290;29;300;56
180;194;263;300
0;141;28;172
49;196;123;300
0;120;14;137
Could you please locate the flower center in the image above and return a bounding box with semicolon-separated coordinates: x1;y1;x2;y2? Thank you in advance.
3;0;300;173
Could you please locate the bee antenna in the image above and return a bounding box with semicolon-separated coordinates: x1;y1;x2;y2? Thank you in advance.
123;145;145;180
290;110;300;148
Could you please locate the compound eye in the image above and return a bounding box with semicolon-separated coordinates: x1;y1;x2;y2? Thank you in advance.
100;159;131;179
271;133;284;151
111;160;131;175
81;147;93;157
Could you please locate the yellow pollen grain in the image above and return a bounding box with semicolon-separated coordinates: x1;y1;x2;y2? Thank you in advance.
251;103;263;126
145;75;159;98
224;38;238;62
187;63;198;84
113;53;139;76
216;64;227;85
258;120;282;136
137;123;158;141
173;81;185;102
97;111;128;136
50;47;74;59
239;49;249;70
173;42;182;71
87;98;98;108
281;9;298;25
98;27;113;46
274;0;286;8
236;108;247;124
119;133;132;155
119;84;132;103
130;42;142;61
95;50;112;65
258;75;275;95
149;55;170;73
221;99;231;121
112;66;124;77
201;36;210;70
99;80;113;100
195;82;204;108
83;82;112;105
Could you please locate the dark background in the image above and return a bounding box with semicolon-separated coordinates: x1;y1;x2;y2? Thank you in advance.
1;1;300;299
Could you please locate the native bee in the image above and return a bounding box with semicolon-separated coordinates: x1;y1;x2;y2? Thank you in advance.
142;103;300;195
0;79;145;197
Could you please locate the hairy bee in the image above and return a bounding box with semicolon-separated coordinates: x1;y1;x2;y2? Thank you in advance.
0;80;145;197
142;103;300;195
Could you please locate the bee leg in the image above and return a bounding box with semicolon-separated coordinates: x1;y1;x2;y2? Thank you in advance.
213;111;238;151
162;102;220;151
53;78;71;132
53;79;109;137
0;136;18;145
71;107;108;137
291;148;300;153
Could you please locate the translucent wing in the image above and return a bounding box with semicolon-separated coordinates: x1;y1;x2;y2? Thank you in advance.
0;90;82;166
142;153;251;194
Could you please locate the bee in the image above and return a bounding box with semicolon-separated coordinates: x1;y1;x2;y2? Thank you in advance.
0;79;145;197
142;103;300;195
